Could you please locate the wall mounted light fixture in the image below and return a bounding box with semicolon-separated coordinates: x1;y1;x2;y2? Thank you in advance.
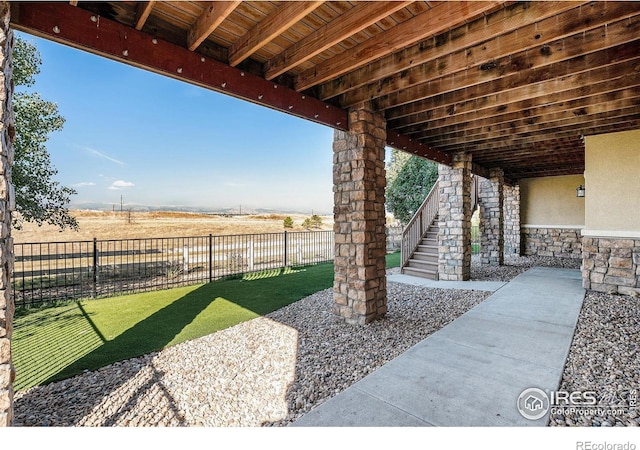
576;185;585;198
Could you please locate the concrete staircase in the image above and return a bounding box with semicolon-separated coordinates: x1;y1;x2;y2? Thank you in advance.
400;176;477;281
401;216;439;280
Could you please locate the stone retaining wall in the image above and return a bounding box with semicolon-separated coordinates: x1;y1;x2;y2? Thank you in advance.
582;237;640;296
522;227;582;259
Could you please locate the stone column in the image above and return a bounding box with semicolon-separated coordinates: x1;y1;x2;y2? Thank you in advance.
479;168;504;265
504;183;522;257
332;102;387;325
0;1;14;427
438;152;473;281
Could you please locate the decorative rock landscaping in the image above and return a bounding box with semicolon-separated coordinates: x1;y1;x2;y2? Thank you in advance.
13;280;488;427
11;256;639;427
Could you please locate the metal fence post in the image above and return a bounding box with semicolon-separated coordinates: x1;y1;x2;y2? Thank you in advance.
284;230;288;267
183;244;189;276
209;233;213;283
92;237;98;298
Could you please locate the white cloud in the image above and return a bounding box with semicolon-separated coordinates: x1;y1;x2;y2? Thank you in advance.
83;147;125;166
73;181;96;187
108;180;135;190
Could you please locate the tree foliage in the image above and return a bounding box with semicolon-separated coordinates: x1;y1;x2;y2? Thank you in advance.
302;214;323;230
12;37;77;230
386;149;439;224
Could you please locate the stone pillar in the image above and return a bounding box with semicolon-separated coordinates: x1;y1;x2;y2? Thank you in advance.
504;183;522;256
332;102;387;325
479;168;504;266
0;1;14;427
438;152;473;281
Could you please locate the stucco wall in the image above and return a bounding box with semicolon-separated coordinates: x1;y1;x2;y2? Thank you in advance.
584;129;640;235
520;175;585;227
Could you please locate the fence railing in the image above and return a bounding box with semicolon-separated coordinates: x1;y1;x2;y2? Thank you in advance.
401;181;440;270
12;230;334;308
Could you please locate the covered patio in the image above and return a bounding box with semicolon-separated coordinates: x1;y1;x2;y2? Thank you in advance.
1;1;640;425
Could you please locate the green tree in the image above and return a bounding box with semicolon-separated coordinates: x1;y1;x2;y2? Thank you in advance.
283;216;294;228
12;37;77;230
386;149;439;224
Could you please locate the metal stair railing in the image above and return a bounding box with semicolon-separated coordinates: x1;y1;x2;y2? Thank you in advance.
401;181;439;270
400;176;478;272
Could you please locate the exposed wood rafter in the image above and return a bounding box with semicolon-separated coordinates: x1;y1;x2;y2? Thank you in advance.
264;1;413;80
228;1;323;67
319;0;582;101
134;1;155;31
295;1;504;92
187;1;241;51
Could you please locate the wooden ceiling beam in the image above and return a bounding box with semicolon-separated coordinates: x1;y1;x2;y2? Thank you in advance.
187;1;241;51
134;1;155;31
376;18;640;111
386;131;452;165
421;104;640;148
409;85;640;142
341;0;626;108
294;1;504;92
395;69;640;134
387;53;640;126
228;1;323;67
478;152;585;166
432;117;640;154
319;1;581;101
505;166;585;179
11;2;348;131
464;138;583;159
264;1;413;80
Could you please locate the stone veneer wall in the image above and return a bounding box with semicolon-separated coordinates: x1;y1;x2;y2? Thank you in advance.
582;237;640;296
522;227;582;259
0;1;14;427
479;168;504;265
438;152;472;281
332;102;387;325
504;184;521;256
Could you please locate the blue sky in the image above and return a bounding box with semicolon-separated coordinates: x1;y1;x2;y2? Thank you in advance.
17;32;337;214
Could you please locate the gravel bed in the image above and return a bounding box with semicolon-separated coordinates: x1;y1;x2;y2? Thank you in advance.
17;255;630;428
471;254;581;281
13;280;489;427
549;291;640;427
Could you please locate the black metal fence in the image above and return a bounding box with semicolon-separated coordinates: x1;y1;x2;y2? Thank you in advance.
12;230;334;308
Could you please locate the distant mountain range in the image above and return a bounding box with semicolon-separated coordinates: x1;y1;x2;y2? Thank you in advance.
69;202;330;216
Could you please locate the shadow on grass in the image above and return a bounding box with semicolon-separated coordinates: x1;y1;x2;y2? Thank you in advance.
14;263;333;425
45;265;331;385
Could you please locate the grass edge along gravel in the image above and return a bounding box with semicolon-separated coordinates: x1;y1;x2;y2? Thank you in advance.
14;253;400;391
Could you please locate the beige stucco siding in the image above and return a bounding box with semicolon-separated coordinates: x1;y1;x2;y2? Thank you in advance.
520;175;585;226
585;129;640;234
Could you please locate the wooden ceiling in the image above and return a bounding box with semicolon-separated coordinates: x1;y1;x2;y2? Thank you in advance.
10;1;640;180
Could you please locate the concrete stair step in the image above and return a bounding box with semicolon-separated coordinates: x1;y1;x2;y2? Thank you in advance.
421;238;437;245
412;251;438;262
407;259;438;270
402;266;438;280
417;244;438;253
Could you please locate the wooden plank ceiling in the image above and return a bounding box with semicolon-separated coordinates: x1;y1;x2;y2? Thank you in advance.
10;1;640;181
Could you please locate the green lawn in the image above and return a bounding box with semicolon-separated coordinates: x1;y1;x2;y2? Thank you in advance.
13;253;401;391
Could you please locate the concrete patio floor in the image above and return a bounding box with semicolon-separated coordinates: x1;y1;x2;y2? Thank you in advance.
292;267;585;427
